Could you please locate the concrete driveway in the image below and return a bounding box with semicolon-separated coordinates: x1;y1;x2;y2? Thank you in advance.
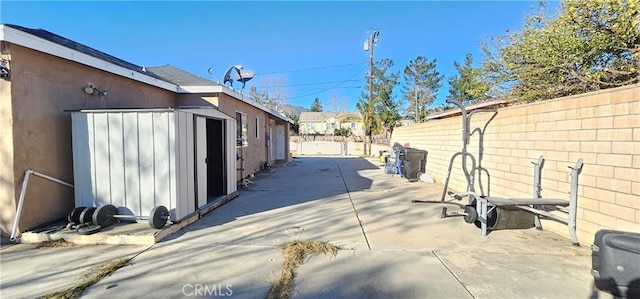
1;156;601;298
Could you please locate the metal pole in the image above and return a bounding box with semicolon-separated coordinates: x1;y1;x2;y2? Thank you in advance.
532;156;545;230
32;171;74;188
10;169;74;242
568;158;584;246
366;29;379;156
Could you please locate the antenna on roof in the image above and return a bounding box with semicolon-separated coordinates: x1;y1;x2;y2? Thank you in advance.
222;65;255;92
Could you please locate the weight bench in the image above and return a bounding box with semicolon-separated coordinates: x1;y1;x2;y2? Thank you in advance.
451;156;584;246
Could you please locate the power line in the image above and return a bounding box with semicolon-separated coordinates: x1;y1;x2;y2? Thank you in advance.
279;86;362;92
255;61;367;75
284;66;367;100
255;79;361;89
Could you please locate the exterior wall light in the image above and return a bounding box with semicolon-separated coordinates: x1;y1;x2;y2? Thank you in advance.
83;84;108;96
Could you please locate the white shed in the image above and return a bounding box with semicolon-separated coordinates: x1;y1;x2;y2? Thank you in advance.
71;107;237;222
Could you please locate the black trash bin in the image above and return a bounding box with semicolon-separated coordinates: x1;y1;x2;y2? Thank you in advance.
400;148;427;180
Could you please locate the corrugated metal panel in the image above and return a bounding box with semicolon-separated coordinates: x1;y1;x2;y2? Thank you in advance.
122;112;141;216
71;113;93;207
173;111;197;220
72;111;178;219
195;117;207;208
225;117;237;194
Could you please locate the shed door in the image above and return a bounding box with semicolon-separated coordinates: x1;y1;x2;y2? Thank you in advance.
195;116;226;208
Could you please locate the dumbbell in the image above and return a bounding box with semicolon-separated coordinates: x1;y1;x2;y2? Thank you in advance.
92;204;170;229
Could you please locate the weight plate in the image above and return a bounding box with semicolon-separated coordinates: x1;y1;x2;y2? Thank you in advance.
149;205;169;229
79;207;96;224
68;207;86;225
78;224;101;235
93;204;117;228
471;199;498;229
463;205;477;224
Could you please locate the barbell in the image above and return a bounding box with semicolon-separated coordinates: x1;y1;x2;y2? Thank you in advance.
68;205;169;229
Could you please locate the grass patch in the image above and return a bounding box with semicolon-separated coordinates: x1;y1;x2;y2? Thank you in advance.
266;240;340;299
35;239;77;248
41;257;131;299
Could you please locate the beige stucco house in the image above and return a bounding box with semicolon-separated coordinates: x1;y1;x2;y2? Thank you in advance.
0;24;291;237
299;111;363;136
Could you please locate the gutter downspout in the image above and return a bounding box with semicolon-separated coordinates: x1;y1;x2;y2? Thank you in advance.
9;169;74;242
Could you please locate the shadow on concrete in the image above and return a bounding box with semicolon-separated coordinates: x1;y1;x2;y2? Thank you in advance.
161;156;379;245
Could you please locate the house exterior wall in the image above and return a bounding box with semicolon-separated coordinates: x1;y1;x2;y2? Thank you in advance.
300;121;327;135
0;46;14;236
0;44;175;236
300;121;355;135
391;84;640;245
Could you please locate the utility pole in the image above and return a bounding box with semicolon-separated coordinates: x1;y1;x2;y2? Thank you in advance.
364;28;379;156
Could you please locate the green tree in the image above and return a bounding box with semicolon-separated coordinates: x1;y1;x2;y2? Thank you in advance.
482;0;640;102
357;58;400;152
286;113;300;135
333;127;353;137
448;53;491;105
402;56;443;122
310;97;323;112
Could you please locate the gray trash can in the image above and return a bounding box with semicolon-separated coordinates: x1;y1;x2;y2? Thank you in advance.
400;148;427;180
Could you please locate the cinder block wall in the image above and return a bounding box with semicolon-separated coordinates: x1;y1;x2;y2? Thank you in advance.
391;84;640;244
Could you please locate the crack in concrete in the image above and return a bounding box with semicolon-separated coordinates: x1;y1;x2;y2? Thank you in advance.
329;158;372;251
432;250;476;299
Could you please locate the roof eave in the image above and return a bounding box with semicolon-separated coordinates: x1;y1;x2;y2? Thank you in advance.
0;24;178;92
178;85;292;123
0;24;291;124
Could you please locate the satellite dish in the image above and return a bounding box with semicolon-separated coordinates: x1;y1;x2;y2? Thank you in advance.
222;65;254;91
235;70;255;83
207;68;214;74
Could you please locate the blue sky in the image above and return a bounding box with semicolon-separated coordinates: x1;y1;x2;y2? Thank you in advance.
1;1;558;112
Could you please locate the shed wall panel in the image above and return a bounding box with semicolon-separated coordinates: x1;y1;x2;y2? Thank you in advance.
174;112;193;220
72;113;92;207
185;113;196;216
122;113;141;216
195;117;207;208
225;117;237;194
93;113;111;206
168;113;177;216
87;113;97;206
151;112;171;212
108;113;126;210
137;113;156;215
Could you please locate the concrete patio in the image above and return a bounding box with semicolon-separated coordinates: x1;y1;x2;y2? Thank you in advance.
1;156;605;298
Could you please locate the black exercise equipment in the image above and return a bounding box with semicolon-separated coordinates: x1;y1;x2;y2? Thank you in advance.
92;204;170;229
